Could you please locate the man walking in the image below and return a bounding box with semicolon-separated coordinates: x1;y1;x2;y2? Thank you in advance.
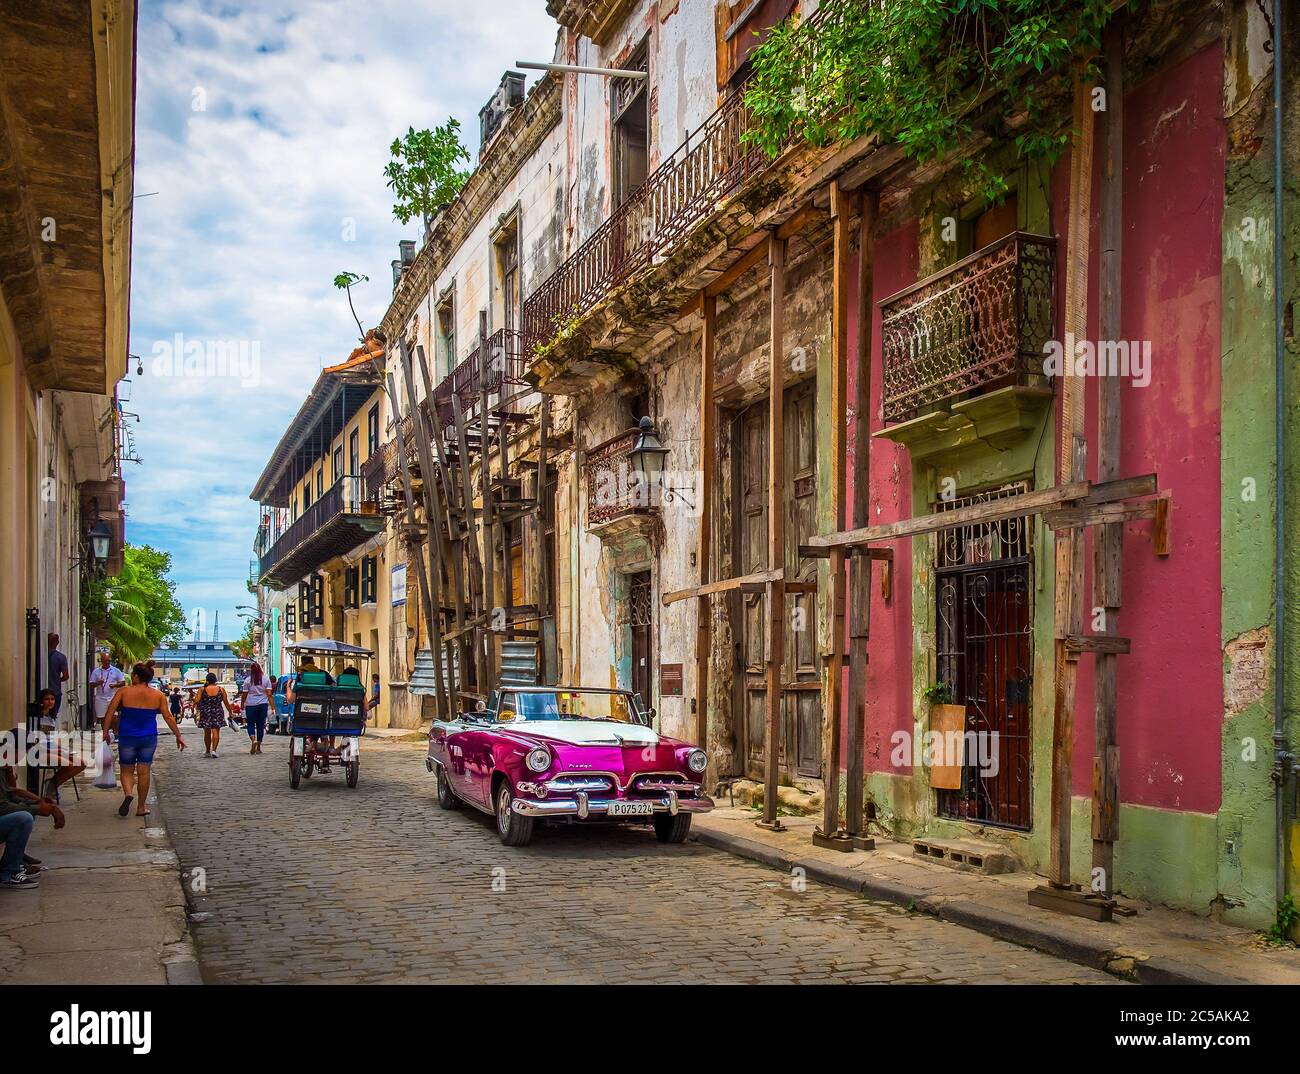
46;634;69;723
89;650;126;729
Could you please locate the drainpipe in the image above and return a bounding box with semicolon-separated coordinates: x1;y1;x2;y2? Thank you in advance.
1271;0;1294;912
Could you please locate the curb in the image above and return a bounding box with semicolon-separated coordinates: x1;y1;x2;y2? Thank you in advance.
692;827;1250;985
148;772;204;986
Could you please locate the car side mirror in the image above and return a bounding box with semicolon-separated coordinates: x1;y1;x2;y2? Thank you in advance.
647;706;657;724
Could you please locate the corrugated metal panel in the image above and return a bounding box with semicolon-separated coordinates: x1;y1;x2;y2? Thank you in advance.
499;640;538;686
410;649;459;697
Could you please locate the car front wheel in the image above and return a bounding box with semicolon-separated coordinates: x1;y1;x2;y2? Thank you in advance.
495;783;535;847
653;812;693;844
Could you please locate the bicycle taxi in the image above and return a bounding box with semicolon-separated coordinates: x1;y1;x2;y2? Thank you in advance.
284;639;372;789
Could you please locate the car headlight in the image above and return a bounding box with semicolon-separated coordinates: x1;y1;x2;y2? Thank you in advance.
686;748;708;773
525;747;551;773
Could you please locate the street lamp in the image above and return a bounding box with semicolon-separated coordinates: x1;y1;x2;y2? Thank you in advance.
88;520;111;564
628;416;695;509
629;416;669;486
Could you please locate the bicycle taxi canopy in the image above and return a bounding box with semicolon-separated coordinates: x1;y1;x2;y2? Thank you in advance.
285;639;374;736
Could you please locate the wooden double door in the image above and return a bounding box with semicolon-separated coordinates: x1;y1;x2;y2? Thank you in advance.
731;382;821;781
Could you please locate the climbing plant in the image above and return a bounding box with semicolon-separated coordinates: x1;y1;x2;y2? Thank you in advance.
741;0;1118;201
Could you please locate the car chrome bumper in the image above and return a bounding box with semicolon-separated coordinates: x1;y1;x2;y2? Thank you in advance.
511;789;715;819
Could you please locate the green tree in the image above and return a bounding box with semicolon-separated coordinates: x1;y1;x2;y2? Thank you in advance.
742;0;1115;201
333;271;369;341
82;544;187;665
230;619;259;661
383;119;471;229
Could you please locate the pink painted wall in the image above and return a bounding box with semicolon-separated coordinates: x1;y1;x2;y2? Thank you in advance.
846;220;918;776
841;45;1226;814
1066;43;1226;813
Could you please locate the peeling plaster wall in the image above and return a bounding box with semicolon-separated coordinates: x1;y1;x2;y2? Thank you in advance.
856;221;919;788
1070;42;1226;817
403;118;566;378
1215;0;1300;928
567;0;722;251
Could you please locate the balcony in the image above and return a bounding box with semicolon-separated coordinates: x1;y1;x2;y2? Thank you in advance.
880;232;1056;426
257;475;384;589
585;428;659;553
365;329;532;500
431;328;530;429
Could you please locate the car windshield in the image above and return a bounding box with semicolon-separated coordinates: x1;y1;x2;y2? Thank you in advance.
502;691;641;725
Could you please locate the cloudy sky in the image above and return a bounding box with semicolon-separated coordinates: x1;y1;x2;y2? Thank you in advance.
127;0;559;644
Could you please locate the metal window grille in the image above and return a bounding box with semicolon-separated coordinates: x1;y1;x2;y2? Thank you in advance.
935;481;1032;569
934;481;1033;830
626;576;653;627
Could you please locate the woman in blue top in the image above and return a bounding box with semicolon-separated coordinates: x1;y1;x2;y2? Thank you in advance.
103;662;187;818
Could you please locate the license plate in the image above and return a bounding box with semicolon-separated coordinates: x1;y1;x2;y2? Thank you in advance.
607;800;653;817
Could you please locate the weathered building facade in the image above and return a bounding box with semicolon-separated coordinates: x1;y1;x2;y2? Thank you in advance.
0;1;135;731
333;0;1296;931
251;337;391;721
516;0;1299;930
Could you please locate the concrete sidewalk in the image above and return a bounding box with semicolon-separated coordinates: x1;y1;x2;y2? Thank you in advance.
693;808;1300;985
0;768;200;984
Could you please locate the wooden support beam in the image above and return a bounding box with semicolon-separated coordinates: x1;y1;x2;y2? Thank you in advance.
806;481;1093;550
1043;500;1157;530
1046;70;1096;897
663;568;787;606
1091;14;1126;898
816;180;854;852
678;208;825;319
450;392;487;692
536;396;558;683
760;235;787;831
798;545;895;561
845;190;877;847
696;294;716;754
384;370;439;717
478;312;498;685
416;345;468;697
1066;634;1132;655
1154;494;1172;556
396;339;449;722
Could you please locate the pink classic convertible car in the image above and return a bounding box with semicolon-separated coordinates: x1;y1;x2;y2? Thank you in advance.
426;686;714;846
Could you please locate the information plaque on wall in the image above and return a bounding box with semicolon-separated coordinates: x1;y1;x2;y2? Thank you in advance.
661;663;683;696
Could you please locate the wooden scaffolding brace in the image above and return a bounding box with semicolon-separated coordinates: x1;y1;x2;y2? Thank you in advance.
384;318;558;721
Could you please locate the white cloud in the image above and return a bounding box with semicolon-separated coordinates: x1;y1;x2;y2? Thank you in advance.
127;0;559;639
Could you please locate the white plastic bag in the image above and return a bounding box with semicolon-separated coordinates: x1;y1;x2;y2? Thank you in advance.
93;737;117;789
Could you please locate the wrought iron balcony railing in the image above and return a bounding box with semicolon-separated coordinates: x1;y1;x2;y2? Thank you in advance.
364;329;532;498
521;6;837;361
585;427;657;529
258;475;383;587
431;327;529;428
523;78;767;357
879;232;1056;424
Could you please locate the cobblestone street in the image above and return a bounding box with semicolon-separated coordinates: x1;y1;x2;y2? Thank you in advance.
152;726;1112;984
